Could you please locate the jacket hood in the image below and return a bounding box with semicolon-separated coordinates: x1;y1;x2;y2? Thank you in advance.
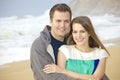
40;25;51;46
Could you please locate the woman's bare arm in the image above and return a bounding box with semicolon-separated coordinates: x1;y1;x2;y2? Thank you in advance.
43;51;106;80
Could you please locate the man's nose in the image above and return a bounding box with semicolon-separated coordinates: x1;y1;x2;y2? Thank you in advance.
61;21;65;27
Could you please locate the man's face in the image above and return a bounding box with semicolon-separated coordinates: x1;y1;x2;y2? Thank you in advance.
50;10;71;40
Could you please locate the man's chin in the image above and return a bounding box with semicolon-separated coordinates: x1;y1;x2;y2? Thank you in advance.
59;34;66;37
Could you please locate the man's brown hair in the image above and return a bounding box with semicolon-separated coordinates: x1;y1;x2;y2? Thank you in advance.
49;3;72;20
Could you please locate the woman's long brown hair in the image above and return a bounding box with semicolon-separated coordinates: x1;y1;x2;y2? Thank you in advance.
67;16;110;55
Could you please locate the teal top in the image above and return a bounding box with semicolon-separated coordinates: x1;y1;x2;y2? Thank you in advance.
59;45;107;74
66;59;95;74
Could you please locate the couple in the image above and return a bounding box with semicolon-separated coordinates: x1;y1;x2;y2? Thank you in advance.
30;3;110;80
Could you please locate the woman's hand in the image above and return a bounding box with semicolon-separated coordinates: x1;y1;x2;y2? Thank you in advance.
43;64;63;74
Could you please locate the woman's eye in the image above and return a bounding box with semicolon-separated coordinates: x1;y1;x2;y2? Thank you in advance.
72;31;77;33
80;31;85;33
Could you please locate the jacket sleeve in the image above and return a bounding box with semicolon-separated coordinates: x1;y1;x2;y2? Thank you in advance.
102;74;110;80
30;37;80;80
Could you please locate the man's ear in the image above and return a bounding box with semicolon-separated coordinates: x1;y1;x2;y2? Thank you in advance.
50;19;52;24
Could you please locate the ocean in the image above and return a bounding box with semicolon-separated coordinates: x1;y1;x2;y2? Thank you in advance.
0;10;120;65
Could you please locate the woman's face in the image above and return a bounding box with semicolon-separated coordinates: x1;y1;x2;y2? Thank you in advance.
72;23;90;46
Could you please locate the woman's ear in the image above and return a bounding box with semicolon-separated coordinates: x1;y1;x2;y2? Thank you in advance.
88;33;91;37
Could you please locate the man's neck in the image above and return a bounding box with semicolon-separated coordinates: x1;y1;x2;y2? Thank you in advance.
50;32;64;42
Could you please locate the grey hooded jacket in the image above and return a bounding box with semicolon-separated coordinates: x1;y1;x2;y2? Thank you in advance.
30;25;109;80
30;25;79;80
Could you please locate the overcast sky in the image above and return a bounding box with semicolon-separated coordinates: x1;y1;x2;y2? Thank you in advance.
0;0;71;18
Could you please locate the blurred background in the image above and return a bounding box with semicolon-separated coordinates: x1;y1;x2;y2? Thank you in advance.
0;0;120;80
0;0;120;66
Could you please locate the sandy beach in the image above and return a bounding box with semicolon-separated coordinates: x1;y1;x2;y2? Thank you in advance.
106;45;120;80
0;60;34;80
0;45;120;80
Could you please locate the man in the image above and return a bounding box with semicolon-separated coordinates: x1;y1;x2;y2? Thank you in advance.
30;3;78;80
30;3;109;80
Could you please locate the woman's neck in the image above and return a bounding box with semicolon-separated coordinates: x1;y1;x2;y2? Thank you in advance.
75;45;93;53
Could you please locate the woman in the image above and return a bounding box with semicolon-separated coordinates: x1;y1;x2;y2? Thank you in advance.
43;16;110;80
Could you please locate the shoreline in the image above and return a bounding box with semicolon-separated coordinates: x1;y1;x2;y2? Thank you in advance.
0;45;120;80
102;37;120;46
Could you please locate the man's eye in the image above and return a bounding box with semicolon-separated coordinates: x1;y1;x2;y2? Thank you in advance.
65;20;70;23
56;20;61;22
